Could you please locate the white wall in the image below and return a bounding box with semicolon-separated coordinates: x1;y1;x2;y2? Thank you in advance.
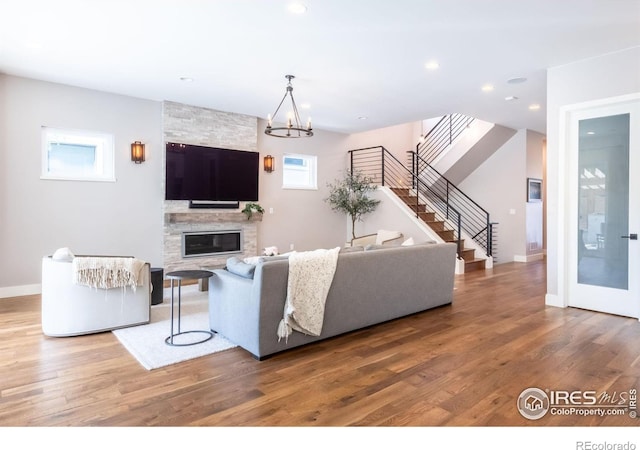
344;121;418;163
525;130;545;258
456;128;545;264
0;75;358;295
11;54;602;294
331;116;547;264
457;131;527;264
546;46;640;306
355;187;441;244
431;119;495;176
257;118;351;252
0;75;164;296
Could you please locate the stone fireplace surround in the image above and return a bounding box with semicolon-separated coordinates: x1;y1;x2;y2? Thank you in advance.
162;101;259;274
163;206;261;273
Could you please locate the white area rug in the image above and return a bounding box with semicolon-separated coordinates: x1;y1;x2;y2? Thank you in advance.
113;286;236;370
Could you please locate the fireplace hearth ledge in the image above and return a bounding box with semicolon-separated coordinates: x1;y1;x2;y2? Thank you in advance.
166;211;262;224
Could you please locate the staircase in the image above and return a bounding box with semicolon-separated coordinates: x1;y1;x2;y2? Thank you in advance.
349;145;495;273
390;187;486;272
416;114;516;185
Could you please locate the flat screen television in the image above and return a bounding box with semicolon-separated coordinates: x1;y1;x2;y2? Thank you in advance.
165;142;259;201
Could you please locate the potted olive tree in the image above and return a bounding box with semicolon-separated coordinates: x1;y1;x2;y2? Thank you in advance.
325;170;381;240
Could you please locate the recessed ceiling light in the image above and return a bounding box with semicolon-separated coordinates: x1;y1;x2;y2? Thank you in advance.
481;84;494;92
528;103;541;110
425;60;440;70
587;131;595;135
507;77;527;84
288;2;307;14
358;116;368;120
505;96;519;101
179;77;194;82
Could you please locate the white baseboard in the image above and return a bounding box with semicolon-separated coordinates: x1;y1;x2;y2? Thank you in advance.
514;253;544;263
0;284;41;299
545;293;566;308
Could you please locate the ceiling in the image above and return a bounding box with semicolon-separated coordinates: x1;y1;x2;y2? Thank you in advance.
1;0;639;135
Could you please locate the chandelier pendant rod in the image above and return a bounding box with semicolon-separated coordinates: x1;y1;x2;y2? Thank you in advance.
269;92;289;126
288;90;305;137
265;74;313;138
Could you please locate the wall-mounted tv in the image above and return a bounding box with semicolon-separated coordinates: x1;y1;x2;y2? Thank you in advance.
165;142;259;202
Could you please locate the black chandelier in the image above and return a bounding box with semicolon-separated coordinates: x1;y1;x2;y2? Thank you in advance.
265;75;313;138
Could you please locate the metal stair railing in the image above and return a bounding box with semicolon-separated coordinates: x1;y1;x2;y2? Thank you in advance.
349;146;464;258
410;151;493;256
417;113;475;164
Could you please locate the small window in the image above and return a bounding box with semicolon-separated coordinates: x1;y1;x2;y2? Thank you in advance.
41;127;115;182
282;153;317;190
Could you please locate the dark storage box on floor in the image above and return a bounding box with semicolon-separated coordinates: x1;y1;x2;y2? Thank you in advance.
151;268;163;305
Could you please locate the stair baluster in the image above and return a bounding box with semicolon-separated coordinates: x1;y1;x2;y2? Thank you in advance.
349;145;492;272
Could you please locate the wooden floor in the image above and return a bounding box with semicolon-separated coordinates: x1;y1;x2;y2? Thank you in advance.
0;260;638;427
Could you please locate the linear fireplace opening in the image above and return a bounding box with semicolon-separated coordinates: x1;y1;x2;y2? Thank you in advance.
182;230;242;258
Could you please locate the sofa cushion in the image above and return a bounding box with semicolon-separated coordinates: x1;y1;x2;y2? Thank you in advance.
364;244;392;251
243;256;264;265
375;229;402;245
52;247;75;262
226;257;257;279
262;254;291;263
340;245;364;253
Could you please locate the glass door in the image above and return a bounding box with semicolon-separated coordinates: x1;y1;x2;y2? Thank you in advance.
568;100;639;318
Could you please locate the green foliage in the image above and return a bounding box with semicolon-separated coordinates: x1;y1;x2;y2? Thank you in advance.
242;202;265;219
325;170;381;239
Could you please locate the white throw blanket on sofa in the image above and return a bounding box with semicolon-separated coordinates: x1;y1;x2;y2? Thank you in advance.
277;247;341;341
72;256;146;291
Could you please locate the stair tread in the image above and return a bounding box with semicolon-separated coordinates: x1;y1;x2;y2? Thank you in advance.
465;258;486;264
464;260;486;273
390;179;487;273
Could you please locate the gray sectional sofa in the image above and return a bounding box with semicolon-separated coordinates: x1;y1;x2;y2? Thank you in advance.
208;242;457;359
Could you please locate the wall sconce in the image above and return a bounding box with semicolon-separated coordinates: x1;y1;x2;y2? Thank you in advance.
131;141;145;164
264;154;275;173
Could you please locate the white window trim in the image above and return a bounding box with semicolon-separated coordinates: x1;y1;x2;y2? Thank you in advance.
282;153;318;190
41;126;116;182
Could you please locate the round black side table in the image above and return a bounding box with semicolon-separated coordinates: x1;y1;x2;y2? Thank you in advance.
165;270;214;346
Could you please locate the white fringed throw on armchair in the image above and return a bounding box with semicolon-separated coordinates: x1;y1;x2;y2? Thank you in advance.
41;254;151;337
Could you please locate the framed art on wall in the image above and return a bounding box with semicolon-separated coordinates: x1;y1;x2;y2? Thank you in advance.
527;178;542;202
